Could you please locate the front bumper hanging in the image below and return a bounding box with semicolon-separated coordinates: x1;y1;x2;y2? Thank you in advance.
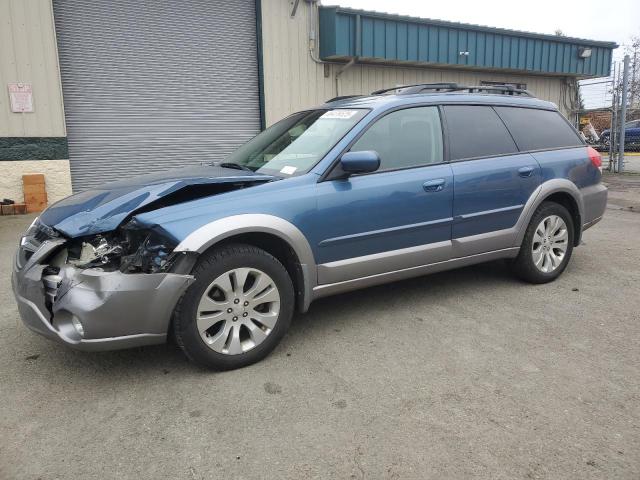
12;239;194;352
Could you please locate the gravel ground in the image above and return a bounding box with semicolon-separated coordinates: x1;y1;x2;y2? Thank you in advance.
1;185;639;479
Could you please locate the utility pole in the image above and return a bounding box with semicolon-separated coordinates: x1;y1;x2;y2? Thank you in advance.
618;55;630;173
609;62;617;171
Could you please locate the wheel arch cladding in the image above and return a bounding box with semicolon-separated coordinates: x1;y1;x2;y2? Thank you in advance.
541;192;582;246
515;179;585;248
174;214;317;313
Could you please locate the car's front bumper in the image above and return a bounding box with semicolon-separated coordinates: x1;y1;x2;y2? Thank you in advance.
12;240;194;351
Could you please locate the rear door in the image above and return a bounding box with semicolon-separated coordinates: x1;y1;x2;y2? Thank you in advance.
444;105;541;257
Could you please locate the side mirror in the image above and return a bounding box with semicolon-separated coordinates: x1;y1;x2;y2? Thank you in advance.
339;151;380;175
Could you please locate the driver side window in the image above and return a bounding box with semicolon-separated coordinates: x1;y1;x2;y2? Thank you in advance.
350;106;443;171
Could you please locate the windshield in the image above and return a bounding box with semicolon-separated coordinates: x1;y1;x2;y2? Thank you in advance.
224;108;368;176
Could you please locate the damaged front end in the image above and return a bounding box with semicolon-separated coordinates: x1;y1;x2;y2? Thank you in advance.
64;218;197;275
12;167;279;351
12;218;195;351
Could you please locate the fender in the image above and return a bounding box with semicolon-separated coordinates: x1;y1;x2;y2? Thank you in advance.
513;178;584;247
174;214;317;312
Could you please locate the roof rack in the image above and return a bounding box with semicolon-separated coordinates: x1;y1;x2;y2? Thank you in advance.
371;83;460;95
325;94;364;103
371;83;533;97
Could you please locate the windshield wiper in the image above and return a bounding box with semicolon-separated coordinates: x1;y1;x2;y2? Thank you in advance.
218;162;255;172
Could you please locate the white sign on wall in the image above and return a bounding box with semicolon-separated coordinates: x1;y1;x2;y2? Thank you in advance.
8;83;34;113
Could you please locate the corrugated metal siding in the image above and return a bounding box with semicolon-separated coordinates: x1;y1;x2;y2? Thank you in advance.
319;7;615;78
53;0;261;192
0;0;66;137
261;0;569;126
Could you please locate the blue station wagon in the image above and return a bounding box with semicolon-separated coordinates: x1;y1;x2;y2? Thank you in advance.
13;83;608;370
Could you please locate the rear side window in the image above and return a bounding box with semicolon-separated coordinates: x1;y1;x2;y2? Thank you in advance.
443;105;518;160
494;107;583;151
350;106;443;170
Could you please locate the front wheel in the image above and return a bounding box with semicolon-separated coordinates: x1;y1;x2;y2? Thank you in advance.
511;202;575;284
173;244;294;370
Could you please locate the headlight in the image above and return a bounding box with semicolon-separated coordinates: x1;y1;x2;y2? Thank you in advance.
23;216;40;237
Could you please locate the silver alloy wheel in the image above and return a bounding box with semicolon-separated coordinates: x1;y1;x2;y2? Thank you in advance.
532;214;569;273
196;268;281;355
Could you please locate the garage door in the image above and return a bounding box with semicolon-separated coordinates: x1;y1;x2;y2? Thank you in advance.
53;0;261;192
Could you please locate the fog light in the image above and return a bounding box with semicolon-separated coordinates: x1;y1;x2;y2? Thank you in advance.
71;317;85;337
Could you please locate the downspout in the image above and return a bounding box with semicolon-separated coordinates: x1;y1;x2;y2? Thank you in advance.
307;0;334;65
335;56;358;97
307;2;360;97
334;14;361;97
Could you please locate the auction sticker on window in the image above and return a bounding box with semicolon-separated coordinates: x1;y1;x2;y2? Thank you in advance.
321;109;359;120
280;166;297;175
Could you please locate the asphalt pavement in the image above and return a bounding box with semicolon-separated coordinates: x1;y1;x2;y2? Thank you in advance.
1;179;639;479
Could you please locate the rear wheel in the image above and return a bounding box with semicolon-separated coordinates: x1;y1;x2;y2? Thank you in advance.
173;244;294;370
512;202;574;284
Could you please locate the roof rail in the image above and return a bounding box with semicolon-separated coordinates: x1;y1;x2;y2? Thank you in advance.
465;84;533;97
371;83;460;95
325;95;364;103
371;83;533;97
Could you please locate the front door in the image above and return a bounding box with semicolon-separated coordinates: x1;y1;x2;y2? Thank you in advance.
313;106;454;285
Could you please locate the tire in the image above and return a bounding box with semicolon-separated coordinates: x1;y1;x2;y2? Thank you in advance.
173;244;294;370
511;201;575;284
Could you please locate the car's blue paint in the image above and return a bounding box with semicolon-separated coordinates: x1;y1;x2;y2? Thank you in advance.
38;92;600;272
312;164;454;263
451;153;541;238
39;165;275;237
339;150;381;173
532;147;598;188
132;173;319;243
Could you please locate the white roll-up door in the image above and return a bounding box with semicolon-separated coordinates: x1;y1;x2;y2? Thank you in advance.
53;0;262;192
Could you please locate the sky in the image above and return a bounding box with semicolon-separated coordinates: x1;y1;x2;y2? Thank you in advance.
336;0;639;109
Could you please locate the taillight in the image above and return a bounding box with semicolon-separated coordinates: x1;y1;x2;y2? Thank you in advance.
587;146;602;172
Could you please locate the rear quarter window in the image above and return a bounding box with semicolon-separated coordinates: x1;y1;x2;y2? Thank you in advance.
443;105;518;160
494;107;583;151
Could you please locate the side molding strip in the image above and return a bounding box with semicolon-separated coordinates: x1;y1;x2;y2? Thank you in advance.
313;247;520;299
319;217;453;247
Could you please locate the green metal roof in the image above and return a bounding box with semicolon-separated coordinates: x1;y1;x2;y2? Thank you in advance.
319;6;617;78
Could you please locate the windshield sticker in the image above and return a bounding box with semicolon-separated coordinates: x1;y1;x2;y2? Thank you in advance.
321;109;359;120
280;166;298;175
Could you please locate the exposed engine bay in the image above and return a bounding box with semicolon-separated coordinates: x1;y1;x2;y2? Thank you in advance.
12;168;276;348
65;222;179;274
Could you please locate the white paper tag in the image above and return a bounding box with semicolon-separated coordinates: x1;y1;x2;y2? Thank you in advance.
280;166;297;175
321;109;359;120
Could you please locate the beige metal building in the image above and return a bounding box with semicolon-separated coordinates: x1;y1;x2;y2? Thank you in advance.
0;0;616;202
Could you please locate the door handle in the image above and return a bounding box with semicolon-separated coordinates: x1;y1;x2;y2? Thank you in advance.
518;166;535;178
423;178;446;192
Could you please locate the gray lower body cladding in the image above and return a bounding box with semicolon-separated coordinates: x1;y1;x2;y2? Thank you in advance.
580;183;608;228
12;243;194;351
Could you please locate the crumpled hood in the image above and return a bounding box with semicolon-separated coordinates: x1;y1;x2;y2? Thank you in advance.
39;165;276;237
